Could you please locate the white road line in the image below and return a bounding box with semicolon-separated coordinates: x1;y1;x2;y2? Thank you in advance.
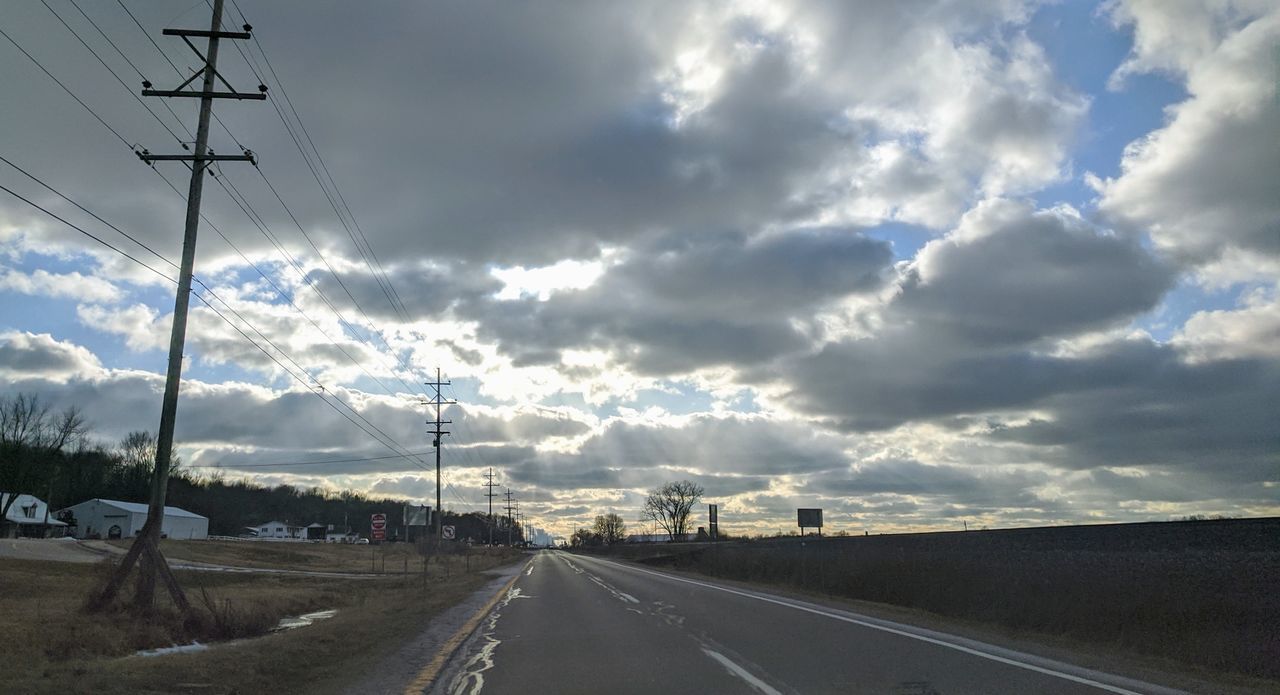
577;554;1182;695
702;648;784;695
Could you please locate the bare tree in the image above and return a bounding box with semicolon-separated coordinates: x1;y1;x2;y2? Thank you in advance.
0;394;88;519
116;430;183;478
49;406;87;452
0;393;51;448
641;481;704;541
593;513;627;545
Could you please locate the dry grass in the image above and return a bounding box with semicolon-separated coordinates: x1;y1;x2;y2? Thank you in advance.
2;549;522;694
109;538;506;575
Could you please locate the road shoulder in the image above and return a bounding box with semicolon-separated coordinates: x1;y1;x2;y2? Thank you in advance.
345;557;530;695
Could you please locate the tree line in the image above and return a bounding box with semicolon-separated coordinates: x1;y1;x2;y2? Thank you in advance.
0;393;499;539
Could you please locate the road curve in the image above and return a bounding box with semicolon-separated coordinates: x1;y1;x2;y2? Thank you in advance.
428;550;1186;695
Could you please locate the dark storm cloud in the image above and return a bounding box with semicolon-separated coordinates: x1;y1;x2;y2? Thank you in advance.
467;228;892;373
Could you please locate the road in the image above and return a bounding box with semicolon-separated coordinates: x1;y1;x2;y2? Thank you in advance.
430;550;1184;695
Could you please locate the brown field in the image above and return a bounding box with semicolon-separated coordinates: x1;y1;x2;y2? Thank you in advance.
1;547;522;694
584;518;1280;683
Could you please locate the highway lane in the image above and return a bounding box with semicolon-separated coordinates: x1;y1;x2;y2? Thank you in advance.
431;550;1185;695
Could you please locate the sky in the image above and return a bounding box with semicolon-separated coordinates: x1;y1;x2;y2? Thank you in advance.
0;0;1276;537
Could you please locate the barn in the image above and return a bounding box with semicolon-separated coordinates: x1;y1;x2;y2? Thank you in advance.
59;498;208;540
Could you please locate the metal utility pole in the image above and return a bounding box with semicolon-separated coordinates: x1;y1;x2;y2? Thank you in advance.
424;368;455;540
95;0;263;611
484;467;498;545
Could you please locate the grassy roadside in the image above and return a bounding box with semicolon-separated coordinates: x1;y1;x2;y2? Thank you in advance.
3;549;522;694
107;538;506;574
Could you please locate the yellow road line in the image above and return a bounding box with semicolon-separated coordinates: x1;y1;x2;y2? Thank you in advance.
403;559;529;695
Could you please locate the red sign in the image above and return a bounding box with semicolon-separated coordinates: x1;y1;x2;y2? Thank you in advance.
371;513;387;541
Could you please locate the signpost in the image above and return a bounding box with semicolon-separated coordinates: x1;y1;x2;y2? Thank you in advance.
708;504;718;541
797;508;823;537
371;512;387;542
442;525;456;540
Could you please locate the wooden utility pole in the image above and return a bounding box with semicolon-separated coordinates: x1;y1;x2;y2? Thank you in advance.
94;0;263;611
483;467;498;545
504;488;515;546
424;368;455;539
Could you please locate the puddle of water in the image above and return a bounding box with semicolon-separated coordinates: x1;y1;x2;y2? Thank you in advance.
130;609;338;657
135;642;209;657
273;609;338;632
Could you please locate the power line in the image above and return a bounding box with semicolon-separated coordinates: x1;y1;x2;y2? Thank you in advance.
0;156;432;477
202;451;435;469
39;0;189;145
7;4;423;408
0;25;132;148
228;1;410;324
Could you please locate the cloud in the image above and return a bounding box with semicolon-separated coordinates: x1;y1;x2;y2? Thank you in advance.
1173;286;1280;362
468;227;893;374
782;199;1176;429
1096;1;1280;275
0;331;101;381
0;267;123;303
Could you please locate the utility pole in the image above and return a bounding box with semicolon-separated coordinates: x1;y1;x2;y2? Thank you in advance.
504;488;515;546
483;467;498;546
95;0;263;611
424;368;455;540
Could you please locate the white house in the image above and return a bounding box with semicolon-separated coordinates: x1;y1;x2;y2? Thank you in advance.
59;498;208;540
251;520;306;540
0;493;68;538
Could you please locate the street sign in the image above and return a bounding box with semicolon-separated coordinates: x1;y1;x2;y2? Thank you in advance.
442;525;456;540
371;513;387;541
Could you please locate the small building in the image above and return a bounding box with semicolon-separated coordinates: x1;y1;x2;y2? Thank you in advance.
251;520;306;540
1;493;68;538
59;498;208;540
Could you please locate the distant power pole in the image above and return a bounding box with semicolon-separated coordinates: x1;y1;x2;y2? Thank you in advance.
504;488;515;546
424;367;455;540
95;0;263;611
484;467;498;545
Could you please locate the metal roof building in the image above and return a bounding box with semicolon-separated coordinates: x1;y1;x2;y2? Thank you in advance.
58;498;208;540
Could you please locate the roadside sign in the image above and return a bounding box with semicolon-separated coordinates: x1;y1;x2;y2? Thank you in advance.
371;513;387;541
708;504;718;541
797;508;823;529
442;525;456;540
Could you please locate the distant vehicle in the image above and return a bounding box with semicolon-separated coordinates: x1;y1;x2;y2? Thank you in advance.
355;538;369;545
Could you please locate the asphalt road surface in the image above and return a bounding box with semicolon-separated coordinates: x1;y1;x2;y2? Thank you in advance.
432;550;1185;695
